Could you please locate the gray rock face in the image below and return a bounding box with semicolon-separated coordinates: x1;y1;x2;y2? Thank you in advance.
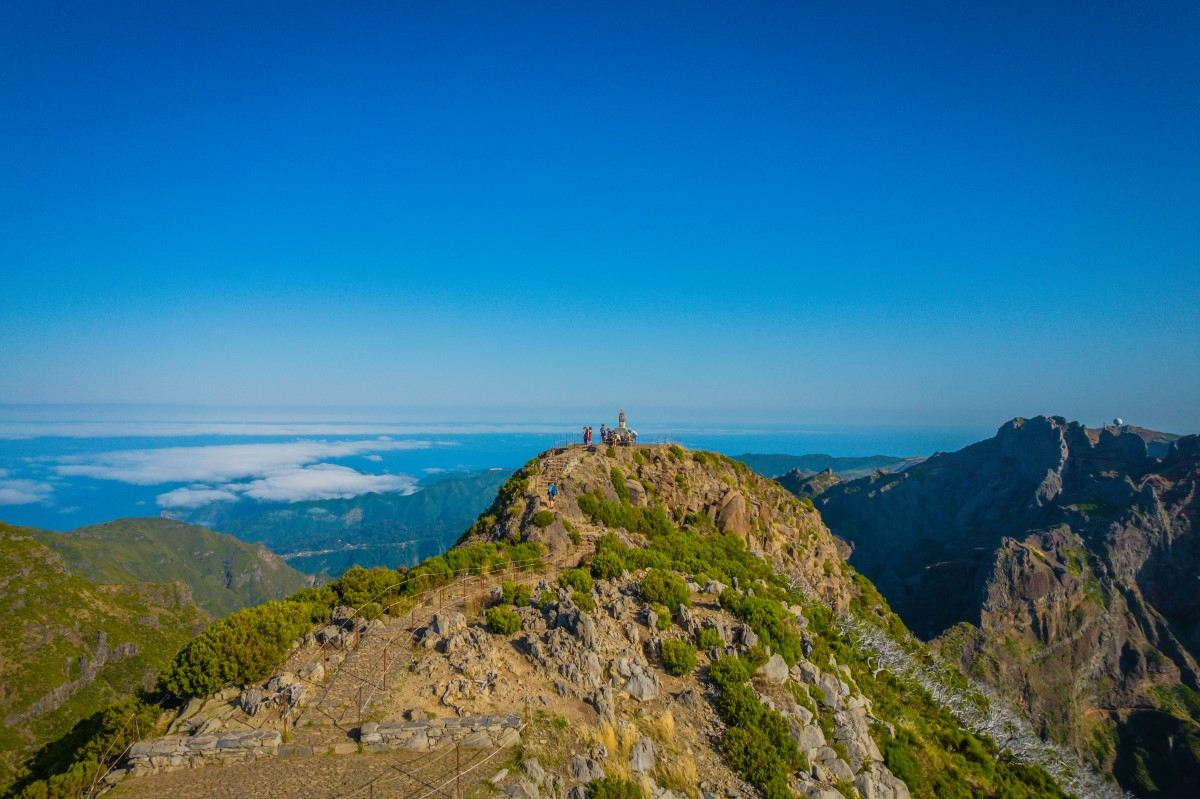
760;653;789;684
432;611;467;637
522;758;546;786
567;755;605;782
855;768;911;799
629;738;656;773
624;672;659;701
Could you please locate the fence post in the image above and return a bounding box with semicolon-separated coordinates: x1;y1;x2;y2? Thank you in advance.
456;744;462;799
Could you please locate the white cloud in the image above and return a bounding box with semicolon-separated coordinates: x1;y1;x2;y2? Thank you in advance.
237;464;417;503
54;439;436;485
0;478;54;506
156;485;242;509
363;454;383;462
154;465;417;508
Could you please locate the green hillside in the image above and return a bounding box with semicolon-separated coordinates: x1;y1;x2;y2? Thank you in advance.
0;523;206;793
30;518;311;617
180;468;513;574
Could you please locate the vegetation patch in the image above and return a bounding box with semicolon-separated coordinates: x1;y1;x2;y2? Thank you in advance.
158;600;324;698
707;655;806;799
485;606;523;635
587;776;644;799
661;640;697;676
639;569;690;611
533;510;557;528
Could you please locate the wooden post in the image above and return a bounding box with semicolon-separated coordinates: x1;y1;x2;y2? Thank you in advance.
456;744;462;799
357;686;363;723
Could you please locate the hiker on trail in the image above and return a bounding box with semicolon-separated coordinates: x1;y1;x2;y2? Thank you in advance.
600;424;608;444
586;426;593;445
582;426;588;445
547;481;558;508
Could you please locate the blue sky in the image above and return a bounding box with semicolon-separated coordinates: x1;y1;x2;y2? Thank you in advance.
2;1;1197;431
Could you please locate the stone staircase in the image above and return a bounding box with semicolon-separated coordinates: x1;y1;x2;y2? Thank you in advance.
292;618;412;748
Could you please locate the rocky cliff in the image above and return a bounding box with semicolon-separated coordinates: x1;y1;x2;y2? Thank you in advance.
813;417;1200;798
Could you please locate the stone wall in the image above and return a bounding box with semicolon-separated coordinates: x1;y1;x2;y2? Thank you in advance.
119;730;282;779
360;714;522;752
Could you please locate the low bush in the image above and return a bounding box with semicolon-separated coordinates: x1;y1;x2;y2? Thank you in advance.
707;655;805;799
572;590;596;613
532;510;556;528
661;640;697;676
640;569;690;611
10;697;162;799
587;776;644;799
537;589;557;610
500;581;532;607
696;626;724;650
485;606;522;635
610;467;631;502
559;568;594;593
332;566;400;608
650;603;672;630
158;600;322;698
590;548;625;580
719;590;802;665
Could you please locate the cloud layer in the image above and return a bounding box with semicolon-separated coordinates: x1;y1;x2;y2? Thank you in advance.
54;439;434;485
45;438;431;509
156;465;417;509
0;477;54;505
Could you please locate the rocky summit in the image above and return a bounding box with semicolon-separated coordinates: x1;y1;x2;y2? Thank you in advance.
814;416;1200;798
12;443;1108;799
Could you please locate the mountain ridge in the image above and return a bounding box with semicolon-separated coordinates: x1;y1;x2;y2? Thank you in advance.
811;416;1200;798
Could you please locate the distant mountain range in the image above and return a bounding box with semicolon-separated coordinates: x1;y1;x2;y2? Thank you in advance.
733;452;923;480
802;417;1199;798
175;468;513;574
0;518;308;792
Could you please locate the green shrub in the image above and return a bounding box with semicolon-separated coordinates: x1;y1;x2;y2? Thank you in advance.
500;581;532;607
537;589;558;610
332;566;400;608
696;626;724;649
651;603;672;630
668;444;684;460
559;568;594;593
360;602;384;621
708;655;752;688
485;606;522;635
721;726;792;799
158;600;321;698
532;510;556;528
640;569;690;610
661;640;697;676
572;590;596;613
587;776;644;799
11;697;162;799
719;590;803;665
590;548;626;580
610;467;631;502
606;446;617;458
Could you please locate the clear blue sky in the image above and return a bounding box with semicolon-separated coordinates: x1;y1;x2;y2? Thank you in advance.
2;1;1197;431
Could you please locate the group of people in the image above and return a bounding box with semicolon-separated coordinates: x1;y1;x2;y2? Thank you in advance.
581;423;637;446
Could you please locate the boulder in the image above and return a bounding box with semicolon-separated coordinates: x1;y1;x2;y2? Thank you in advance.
624;672;659;702
432;611;467;637
629;738;656;773
716;491;748;538
855;768;911;799
760;653;789;684
567;755;605;782
238;688;266;716
522;758;546;786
